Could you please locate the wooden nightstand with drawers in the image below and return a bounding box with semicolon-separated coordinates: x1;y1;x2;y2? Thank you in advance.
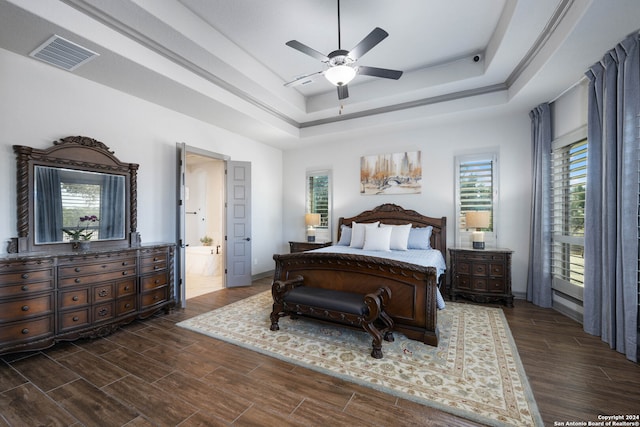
449;247;514;307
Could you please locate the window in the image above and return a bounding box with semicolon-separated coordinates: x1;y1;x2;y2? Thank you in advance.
306;170;331;241
551;135;587;299
455;153;498;247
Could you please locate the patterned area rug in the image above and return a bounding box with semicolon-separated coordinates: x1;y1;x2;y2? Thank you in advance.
177;291;543;427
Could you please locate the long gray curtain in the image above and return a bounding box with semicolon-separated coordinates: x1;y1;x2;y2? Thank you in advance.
99;174;125;239
583;32;639;363
35;167;63;243
527;103;553;307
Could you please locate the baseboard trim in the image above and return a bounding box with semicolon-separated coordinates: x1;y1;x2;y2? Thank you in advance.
252;270;274;281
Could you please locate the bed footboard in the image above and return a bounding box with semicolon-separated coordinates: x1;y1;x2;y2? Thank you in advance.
272;252;439;346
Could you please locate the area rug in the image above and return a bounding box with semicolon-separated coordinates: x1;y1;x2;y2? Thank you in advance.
177;291;543;427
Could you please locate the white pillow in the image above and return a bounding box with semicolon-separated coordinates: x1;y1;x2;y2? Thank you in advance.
380;223;412;250
363;225;392;251
350;221;379;248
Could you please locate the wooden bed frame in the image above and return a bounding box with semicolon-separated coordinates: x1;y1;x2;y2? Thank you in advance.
272;204;447;346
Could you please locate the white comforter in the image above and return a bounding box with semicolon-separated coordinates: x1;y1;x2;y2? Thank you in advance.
309;245;447;309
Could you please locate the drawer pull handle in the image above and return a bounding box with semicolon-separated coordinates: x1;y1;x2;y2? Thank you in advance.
72;296;79;301
122;271;128;276
21;328;29;335
21;305;29;311
124;286;130;291
73;316;79;322
98;289;108;297
98;308;108;317
75;278;81;283
154;266;159;270
153;295;159;300
153;257;159;261
21;273;29;279
21;285;29;291
75;267;81;272
122;261;128;266
154;279;160;284
125;303;131;308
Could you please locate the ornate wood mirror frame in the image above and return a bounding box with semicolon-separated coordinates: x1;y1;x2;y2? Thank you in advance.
10;136;139;253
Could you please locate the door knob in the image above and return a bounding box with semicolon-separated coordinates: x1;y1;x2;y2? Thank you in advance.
244;237;251;241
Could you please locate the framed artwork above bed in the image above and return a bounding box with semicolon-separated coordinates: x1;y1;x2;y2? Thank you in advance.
360;151;421;195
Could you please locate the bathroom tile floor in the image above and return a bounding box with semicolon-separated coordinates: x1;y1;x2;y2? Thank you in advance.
186;273;224;299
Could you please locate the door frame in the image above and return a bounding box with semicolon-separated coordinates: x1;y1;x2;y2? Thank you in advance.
176;143;230;308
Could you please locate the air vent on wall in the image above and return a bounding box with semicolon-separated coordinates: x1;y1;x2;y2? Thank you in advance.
29;35;99;71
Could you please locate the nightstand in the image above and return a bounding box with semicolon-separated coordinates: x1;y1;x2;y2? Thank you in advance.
288;241;332;253
449;247;514;307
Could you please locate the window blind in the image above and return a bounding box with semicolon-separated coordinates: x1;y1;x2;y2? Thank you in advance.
459;159;493;230
551;139;587;288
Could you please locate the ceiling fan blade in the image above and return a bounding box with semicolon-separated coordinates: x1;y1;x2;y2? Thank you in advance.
285;40;329;62
347;27;388;60
284;71;324;87
358;66;403;80
337;85;349;100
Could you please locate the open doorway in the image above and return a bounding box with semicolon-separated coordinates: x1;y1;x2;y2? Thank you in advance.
184;153;225;299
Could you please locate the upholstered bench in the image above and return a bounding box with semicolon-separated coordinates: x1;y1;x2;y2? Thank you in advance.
270;275;394;358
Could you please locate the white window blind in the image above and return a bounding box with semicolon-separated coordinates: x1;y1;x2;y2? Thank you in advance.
459;158;494;231
551;138;587;292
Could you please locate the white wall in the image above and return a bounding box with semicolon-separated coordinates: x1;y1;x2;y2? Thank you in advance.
0;48;283;276
283;109;533;297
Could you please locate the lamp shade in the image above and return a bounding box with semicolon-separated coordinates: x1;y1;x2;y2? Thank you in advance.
465;211;490;229
305;213;321;227
324;65;356;86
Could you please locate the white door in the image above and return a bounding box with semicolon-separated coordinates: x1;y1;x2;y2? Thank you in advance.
225;161;252;287
176;142;187;308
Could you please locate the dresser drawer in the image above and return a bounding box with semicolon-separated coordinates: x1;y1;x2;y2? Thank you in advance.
469;263;488;276
117;279;136;297
0;280;54;298
93;283;115;303
0;268;53;285
93;302;115;323
59;309;90;332
0;316;54;343
59;288;90;309
141;288;167;308
141;273;168;291
58;258;136;278
488;263;505;277
117;296;136;316
140;255;168;274
488;279;507;293
0;294;54;322
58;268;136;288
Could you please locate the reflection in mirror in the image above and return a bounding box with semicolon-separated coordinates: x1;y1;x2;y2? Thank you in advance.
34;166;126;244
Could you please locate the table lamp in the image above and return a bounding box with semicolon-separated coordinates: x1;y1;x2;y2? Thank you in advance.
305;213;321;242
465;211;490;249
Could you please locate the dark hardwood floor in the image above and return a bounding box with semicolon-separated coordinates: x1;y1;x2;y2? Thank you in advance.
1;277;639;426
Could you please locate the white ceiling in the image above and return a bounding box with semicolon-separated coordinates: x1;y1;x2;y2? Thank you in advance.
1;0;639;150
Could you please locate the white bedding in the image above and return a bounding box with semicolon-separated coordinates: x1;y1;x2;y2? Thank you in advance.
310;245;447;309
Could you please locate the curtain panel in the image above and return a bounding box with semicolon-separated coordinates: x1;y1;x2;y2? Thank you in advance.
527;103;553;308
584;31;639;363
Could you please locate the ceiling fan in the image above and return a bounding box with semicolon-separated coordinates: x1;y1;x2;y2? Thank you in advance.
284;0;403;100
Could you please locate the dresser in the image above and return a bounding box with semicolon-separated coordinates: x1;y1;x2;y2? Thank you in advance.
449;247;514;307
0;244;174;355
288;241;332;253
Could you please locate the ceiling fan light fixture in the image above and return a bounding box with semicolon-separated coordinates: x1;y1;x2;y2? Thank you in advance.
325;65;356;86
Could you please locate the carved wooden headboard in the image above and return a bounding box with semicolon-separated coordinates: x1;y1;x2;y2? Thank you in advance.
337;204;447;259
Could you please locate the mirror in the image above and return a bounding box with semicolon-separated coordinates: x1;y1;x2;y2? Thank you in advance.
11;136;139;253
34;166;126;244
